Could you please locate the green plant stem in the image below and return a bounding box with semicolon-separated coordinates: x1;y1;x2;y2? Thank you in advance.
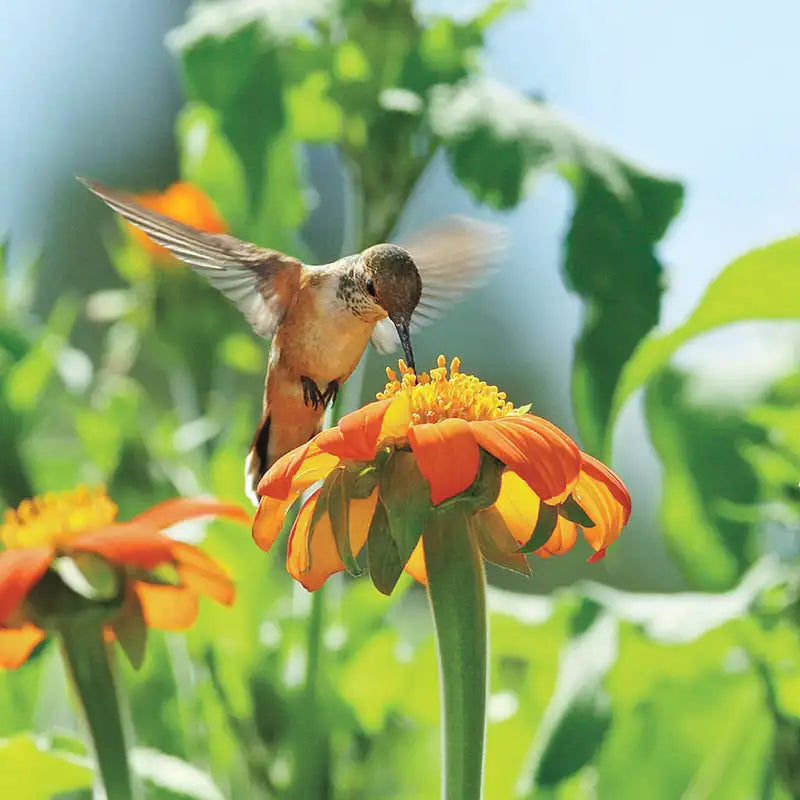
423;507;488;800
60;618;135;800
292;584;328;799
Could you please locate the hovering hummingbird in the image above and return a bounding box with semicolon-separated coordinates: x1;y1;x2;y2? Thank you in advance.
80;178;505;502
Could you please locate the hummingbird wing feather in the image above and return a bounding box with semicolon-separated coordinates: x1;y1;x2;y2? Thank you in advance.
370;216;507;354
79;178;302;339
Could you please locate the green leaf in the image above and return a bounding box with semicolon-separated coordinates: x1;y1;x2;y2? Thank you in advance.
430;77;682;454
519;503;559;554
379;450;430;562
0;735;91;800
645;368;764;590
472;508;530;576
559;495;595;528
612;235;800;447
327;468;365;576
366;500;405;596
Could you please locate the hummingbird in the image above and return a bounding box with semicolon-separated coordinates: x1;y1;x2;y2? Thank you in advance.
79;178;505;502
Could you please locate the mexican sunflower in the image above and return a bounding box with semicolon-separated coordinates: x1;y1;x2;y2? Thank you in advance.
253;356;631;594
124;182;226;260
0;487;248;668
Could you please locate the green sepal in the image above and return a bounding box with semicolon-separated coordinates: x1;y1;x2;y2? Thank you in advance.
110;588;147;670
379;449;430;562
328;468;366;576
348;464;380;499
366;500;405;596
472;509;531;576
559;495;596;527
519;502;559;553
52;553;120;601
438;450;506;513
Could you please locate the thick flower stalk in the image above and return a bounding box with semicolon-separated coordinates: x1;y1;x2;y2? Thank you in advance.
124;182;227;262
252;356;631;800
0;488;248;800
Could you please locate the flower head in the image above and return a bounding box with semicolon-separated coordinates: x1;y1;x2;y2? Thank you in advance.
253;357;631;594
126;182;226;261
0;487;249;668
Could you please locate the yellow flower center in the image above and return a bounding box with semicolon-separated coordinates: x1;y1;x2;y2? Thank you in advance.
377;355;528;424
0;487;117;550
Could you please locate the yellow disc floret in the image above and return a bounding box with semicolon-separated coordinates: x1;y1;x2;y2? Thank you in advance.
1;487;118;549
377;355;529;424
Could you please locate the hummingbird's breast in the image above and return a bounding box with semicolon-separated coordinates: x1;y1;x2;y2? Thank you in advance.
275;269;378;384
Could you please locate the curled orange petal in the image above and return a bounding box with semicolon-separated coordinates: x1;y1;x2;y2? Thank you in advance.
0;624;45;669
0;547;53;624
471;415;580;504
130;497;250;531
171;542;235;606
71;524;175;569
493;471;540;545
317;399;394;461
573;454;631;554
258;447;338;500
286;490;344;591
408;419;480;505
378;393;413;443
135;581;199;630
535;517;578;558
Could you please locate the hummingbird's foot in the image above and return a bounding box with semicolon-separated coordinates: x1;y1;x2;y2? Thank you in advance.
301;376;326;410
321;379;339;408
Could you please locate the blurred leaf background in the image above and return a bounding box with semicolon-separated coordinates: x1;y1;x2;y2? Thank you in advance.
1;0;800;797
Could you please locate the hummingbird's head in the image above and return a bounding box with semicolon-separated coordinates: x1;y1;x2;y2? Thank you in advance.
360;244;422;372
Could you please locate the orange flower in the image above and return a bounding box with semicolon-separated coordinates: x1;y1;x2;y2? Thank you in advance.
125;182;226;260
0;487;249;669
253;357;631;593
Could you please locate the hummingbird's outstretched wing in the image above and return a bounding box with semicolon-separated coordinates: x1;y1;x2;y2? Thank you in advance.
78;178;302;339
370;216;507;354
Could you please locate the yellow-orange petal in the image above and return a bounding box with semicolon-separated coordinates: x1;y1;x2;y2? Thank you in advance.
493;471;540;545
171;542;235;606
378;393;413;443
286;488;379;591
403;539;427;585
317;399;394;461
134;581;199;630
408;419;480;505
258;447;338;500
130;497;250;531
573;455;631;554
0;547;53;624
0;624;45;669
535;517;578;558
70;524;175;569
471;415;580;504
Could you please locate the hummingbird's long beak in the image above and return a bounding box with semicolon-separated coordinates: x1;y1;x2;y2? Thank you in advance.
393;318;416;374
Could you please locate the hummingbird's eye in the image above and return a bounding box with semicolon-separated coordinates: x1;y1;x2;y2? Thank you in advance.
366;277;377;298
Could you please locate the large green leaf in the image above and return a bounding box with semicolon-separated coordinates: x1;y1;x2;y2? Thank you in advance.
645;368;764;590
429;77;683;453
612;236;800;450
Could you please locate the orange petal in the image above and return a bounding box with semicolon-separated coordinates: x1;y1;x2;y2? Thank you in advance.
534;517;578;558
286;490;344;591
403;539;427;585
471;415;580;504
71;524;175;569
378;393;413;443
317;399;394;461
0;624;45;669
408;419;480;505
135;581;198;630
348;489;380;557
130;497;250;530
171;542;235;606
493;471;540;545
573;455;631;554
258;446;338;500
0;547;53;624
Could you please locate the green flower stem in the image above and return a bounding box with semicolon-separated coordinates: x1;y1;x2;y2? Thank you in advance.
59;618;135;800
424;507;488;800
292;583;328;799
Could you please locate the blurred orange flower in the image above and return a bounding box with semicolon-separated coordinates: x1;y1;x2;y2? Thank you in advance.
0;488;249;668
253;356;631;593
125;182;226;260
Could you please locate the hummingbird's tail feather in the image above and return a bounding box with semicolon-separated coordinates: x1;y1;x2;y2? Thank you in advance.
244;413;272;506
